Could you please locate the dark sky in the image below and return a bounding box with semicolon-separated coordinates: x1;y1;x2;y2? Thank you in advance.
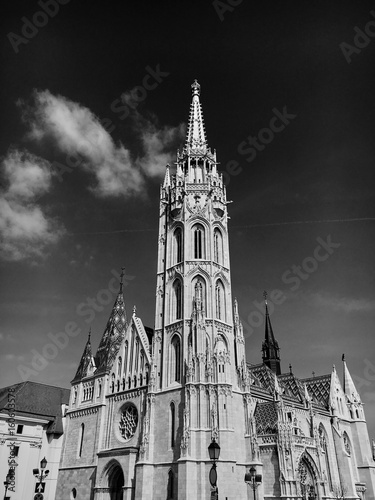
1;1;374;436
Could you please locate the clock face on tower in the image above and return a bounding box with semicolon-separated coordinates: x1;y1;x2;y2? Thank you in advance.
119;404;138;441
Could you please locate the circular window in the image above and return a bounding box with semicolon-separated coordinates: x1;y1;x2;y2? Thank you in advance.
70;488;77;499
119;404;138;441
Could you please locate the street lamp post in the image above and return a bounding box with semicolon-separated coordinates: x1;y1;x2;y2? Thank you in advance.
208;438;221;500
33;457;49;496
3;472;11;500
245;466;262;500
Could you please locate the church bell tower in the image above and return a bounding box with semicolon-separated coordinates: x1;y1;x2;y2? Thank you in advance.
142;80;251;499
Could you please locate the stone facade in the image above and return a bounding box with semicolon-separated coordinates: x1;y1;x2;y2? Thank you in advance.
56;82;375;500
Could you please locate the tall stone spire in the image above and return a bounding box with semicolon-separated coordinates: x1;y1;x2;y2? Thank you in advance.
95;269;128;373
262;291;281;375
185;80;207;152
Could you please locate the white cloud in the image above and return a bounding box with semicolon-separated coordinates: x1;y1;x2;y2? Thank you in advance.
0;149;64;261
309;292;375;313
137;120;186;178
23;89;185;197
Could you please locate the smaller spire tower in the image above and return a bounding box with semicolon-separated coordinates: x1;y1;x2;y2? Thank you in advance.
262;291;281;375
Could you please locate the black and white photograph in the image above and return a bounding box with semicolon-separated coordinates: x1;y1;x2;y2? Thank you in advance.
0;1;374;499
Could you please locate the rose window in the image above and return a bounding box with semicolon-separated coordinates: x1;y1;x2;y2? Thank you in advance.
119;404;138;440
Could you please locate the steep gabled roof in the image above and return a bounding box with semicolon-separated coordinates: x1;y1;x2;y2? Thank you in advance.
278;373;305;402
302;374;331;409
248;363;276;393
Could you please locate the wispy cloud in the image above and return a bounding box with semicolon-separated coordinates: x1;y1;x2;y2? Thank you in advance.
137;118;186;178
21;89;185;197
309;292;375;313
0;149;64;261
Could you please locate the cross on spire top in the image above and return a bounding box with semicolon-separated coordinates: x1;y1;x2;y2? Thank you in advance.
191;79;200;97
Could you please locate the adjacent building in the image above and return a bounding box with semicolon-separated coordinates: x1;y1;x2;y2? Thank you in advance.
0;381;70;500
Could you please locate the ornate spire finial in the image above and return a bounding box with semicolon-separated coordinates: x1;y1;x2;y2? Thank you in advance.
191;79;200;97
312;371;315;378
133;305;136;316
88;327;91;342
120;267;125;292
263;290;268;307
342;353;345;362
289;363;292;374
185;80;207;151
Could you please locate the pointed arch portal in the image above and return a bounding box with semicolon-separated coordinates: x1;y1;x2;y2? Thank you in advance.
106;462;124;500
297;454;319;500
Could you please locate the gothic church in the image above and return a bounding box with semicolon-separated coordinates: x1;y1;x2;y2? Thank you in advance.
56;82;375;500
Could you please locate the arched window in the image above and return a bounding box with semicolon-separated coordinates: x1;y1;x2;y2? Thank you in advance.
215;280;225;321
193;224;205;259
170;402;176;448
111;374;115;393
77;423;84;458
118;357;122;377
173;280;182;320
97;383;102;398
174;227;183;263
167;470;174;500
124;341;128;375
171;335;181;383
214;228;223;264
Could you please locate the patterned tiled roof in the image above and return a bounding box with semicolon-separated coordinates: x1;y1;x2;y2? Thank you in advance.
248;363;275;393
254;401;278;434
302;374;331;409
278;373;304;402
72;333;94;383
95;290;127;373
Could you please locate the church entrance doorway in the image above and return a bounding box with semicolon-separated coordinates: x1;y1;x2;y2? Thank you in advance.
298;458;318;500
108;463;124;500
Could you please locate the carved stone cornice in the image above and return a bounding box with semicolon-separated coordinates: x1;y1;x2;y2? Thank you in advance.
113;388;146;402
69;407;99;418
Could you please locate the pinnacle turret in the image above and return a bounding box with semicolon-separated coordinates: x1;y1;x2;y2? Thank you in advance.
262;291;281;375
72;329;95;383
95;270;128;373
342;355;361;403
